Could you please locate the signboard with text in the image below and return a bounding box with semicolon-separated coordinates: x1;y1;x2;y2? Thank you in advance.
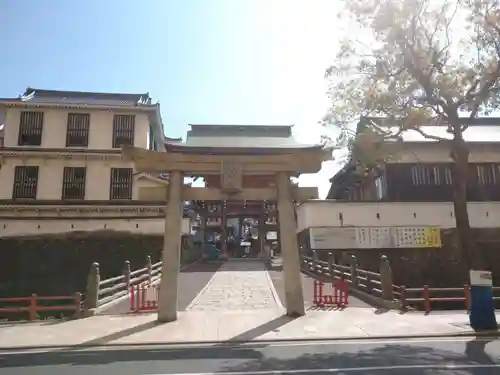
309;226;442;250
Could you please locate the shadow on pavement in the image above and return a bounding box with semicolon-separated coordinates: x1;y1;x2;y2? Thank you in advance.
223;315;297;342
0;337;498;373
69;320;160;348
180;262;223;273
219;337;499;374
100;262;223;315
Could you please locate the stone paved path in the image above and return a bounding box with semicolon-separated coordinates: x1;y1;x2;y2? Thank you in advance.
186;260;281;311
100;261;223;314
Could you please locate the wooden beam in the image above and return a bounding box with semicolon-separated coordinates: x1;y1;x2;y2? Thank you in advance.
183;187;277;201
122;146;323;174
138;185;319;202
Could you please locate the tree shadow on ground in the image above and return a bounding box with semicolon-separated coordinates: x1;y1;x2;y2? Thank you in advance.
0;337;498;374
219;338;499;374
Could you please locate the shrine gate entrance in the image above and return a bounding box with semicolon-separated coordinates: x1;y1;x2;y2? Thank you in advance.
123;125;325;322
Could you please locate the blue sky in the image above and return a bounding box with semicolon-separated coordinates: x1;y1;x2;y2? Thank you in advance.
0;0;344;196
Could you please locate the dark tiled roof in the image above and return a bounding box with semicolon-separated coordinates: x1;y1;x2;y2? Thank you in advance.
188;124;293;138
326;115;500;194
171;124;318;150
183;135;314;149
1;87;153;107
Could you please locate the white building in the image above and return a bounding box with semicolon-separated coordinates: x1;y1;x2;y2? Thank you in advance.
0;87;190;238
300;116;500;250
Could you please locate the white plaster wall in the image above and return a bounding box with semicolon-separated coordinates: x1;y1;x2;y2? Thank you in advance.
0;218;190;238
386;142;500;163
3;108;150;149
296;201;500;232
0;157;144;200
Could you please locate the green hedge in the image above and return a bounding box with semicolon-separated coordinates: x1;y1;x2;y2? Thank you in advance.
0;231;200;320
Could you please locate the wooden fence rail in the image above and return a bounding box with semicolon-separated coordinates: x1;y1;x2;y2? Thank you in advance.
302;253;391;299
301;251;499;313
0;293;82;321
84;255;163;313
400;284;500;314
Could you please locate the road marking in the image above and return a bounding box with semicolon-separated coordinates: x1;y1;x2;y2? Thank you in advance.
145;363;500;375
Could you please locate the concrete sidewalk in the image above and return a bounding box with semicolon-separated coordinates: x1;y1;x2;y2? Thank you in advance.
0;308;498;350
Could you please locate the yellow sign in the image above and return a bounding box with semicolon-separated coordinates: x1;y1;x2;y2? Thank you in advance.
422;227;442;247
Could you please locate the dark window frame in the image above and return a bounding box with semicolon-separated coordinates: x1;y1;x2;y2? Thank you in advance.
110;168;133;200
66;113;90;147
112;114;135;148
62;166;87;200
12;166;39;199
18;111;44;146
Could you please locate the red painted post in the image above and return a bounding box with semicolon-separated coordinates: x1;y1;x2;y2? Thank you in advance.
313;280;325;306
334;279;346;307
29;294;37;321
423;285;431;314
341;279;349;307
323;281;332;305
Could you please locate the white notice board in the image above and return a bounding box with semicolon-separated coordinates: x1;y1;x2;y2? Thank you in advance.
309;227;357;249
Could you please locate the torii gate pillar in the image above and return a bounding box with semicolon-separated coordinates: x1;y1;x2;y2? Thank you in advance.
157;170;184;322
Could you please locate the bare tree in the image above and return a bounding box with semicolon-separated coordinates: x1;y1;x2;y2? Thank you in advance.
323;0;500;270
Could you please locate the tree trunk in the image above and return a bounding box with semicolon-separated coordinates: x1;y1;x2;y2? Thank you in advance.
451;136;484;271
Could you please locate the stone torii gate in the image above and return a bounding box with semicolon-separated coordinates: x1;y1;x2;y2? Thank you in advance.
123;145;325;322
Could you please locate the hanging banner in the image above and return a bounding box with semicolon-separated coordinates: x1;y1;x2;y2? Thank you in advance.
309;226;442;249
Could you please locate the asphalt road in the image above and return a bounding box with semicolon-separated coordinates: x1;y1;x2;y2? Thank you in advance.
1;337;500;374
101;262;223;314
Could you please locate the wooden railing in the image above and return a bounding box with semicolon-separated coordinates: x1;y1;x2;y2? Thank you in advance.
84;255;162;312
400;284;500;314
301;252;499;313
301;252;396;302
0;293;82;321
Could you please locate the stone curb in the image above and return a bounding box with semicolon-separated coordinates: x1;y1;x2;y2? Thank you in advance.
1;330;499;352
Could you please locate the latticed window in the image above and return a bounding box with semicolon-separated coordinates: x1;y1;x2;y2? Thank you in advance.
477;164;498;185
66;113;90;147
62;167;86;199
18;111;44;146
12;166;39;199
112;115;135;148
410;165;441;185
110;168;133;200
